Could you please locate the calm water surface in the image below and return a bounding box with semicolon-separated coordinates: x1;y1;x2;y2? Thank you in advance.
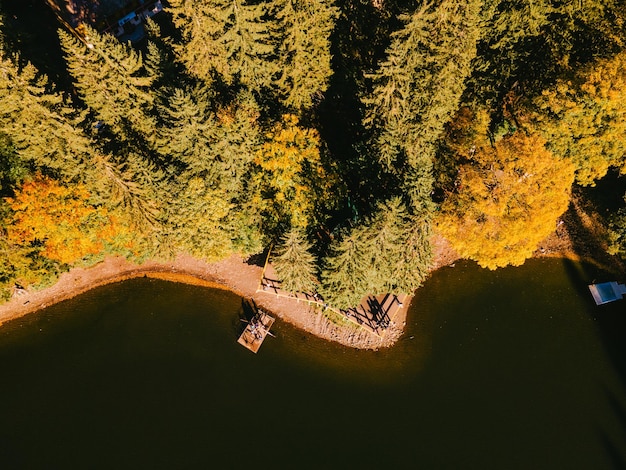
1;259;625;469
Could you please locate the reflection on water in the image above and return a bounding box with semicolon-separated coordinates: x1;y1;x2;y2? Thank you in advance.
0;259;625;469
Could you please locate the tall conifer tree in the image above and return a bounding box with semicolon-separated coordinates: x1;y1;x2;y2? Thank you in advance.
363;0;482;214
157;87;217;174
272;227;318;294
168;0;277;91
165;176;235;261
59;27;156;144
320;197;429;309
273;0;339;110
364;0;482;169
0;55;92;180
320;227;370;309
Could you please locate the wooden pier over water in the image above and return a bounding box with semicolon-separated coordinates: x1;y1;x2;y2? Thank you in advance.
237;309;275;354
589;281;626;305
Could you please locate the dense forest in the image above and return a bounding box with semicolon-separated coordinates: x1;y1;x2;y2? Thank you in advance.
0;0;625;308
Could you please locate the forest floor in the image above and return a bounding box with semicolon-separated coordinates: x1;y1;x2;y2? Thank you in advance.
0;194;624;349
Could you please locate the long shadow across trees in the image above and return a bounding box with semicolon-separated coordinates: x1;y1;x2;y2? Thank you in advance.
317;0;409;223
1;0;73;90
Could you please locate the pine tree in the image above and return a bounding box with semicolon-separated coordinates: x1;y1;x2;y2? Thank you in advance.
320;227;370;309
0;133;27;195
161;88;262;192
143;18;178;87
156;87;264;257
467;0;625;105
468;0;553;104
393;214;433;294
320;197;428;308
0;55;93;180
165;176;235;262
212;92;262;195
168;0;277;91
273;0;339;110
363;0;482;170
363;0;482;217
59;27;156;144
272;227;318;294
361;197;408;294
157;86;218;175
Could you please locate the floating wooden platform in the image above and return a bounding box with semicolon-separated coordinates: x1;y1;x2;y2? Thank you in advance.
589;282;626;305
237;310;275;353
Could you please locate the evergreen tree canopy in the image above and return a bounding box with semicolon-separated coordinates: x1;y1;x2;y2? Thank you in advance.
469;0;553;103
0;133;27;195
363;0;482;170
468;0;626;105
321;197;430;309
165;176;235;262
168;0;277;91
273;0;339;110
320;227;370;310
207;92;262;194
363;0;482;217
157;86;218;174
0;54;92;180
59;27;156;144
272;227;318;294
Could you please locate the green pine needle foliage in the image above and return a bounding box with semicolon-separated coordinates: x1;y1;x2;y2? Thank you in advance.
272;227;318;294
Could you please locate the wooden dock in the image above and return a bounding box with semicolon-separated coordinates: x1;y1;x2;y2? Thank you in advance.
589;281;626;305
237;310;275;353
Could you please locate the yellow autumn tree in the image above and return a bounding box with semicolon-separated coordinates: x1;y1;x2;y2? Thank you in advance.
437;110;575;269
527;50;626;185
252;114;330;232
6;175;126;265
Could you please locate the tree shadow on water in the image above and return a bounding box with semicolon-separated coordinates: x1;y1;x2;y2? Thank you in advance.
560;257;626;402
595;300;626;387
599;389;626;470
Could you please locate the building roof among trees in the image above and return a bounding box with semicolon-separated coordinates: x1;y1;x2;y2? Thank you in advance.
45;0;162;43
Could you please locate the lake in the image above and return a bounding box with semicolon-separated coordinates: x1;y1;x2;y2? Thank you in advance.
0;258;625;469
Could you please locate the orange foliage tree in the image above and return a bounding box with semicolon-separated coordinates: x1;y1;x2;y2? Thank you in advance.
437;110;575;269
5;175;125;264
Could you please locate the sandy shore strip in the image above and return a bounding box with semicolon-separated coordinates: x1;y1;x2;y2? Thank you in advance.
0;253;407;350
3;201;619;350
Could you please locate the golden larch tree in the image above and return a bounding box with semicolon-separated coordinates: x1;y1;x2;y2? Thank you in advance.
437;113;575;269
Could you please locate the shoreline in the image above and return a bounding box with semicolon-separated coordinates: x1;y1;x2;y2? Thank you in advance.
1;200;624;349
0;253;407;350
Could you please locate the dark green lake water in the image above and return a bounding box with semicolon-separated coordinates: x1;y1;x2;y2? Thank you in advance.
1;258;625;469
